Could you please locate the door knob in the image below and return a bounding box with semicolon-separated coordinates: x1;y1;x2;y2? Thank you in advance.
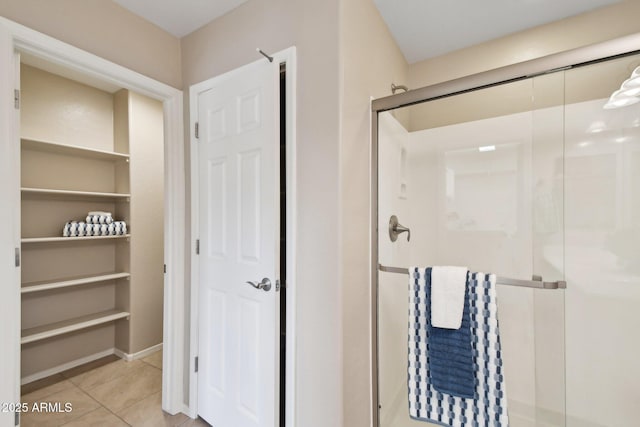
246;278;272;292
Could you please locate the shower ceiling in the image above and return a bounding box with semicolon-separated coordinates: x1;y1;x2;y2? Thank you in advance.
373;0;624;63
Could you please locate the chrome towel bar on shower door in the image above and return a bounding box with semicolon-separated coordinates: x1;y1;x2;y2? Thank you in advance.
378;264;567;290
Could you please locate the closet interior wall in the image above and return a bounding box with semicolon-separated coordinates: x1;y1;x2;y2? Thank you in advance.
19;62;164;382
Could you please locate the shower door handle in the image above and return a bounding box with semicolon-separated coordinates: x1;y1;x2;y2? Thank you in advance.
389;215;411;242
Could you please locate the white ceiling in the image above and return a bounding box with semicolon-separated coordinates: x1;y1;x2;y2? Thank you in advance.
113;0;249;37
112;0;623;61
373;0;623;63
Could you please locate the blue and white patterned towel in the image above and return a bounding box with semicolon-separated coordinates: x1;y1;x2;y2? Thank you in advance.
428;269;476;399
408;267;509;426
86;211;113;225
63;220;127;237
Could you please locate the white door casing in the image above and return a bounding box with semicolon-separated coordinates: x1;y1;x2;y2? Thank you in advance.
196;58;280;427
0;17;185;420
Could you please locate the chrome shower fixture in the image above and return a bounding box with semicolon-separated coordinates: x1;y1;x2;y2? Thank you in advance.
391;83;408;94
389;215;410;242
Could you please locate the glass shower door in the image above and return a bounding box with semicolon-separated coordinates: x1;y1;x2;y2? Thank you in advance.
377;74;567;426
563;53;640;426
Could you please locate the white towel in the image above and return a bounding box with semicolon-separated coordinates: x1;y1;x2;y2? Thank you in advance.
431;266;468;329
86;211;113;225
88;211;111;216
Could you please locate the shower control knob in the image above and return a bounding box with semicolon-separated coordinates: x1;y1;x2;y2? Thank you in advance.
389;215;411;242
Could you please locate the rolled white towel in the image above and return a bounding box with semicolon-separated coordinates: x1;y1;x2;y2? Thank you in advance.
86;212;113;225
63;221;77;237
112;221;123;235
88;211;111;217
69;221;79;237
113;221;128;235
64;219;125;237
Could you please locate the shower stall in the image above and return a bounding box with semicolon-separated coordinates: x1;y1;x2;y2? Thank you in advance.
371;37;640;427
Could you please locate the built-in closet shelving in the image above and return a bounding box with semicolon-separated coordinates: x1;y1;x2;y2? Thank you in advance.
21;137;131;160
21;272;131;294
19;63;133;382
21;235;131;244
19;60;165;384
21;187;131;200
19;129;132;341
21;310;131;345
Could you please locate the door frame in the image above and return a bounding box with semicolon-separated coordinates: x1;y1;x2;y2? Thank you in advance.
188;47;297;425
0;17;186;417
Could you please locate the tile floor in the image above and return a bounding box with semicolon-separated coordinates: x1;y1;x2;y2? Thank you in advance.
20;351;210;427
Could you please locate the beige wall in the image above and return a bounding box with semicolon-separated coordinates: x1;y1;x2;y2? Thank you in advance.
128;91;165;353
408;1;640;89
20;64;115;150
339;1;408;426
181;1;343;425
0;0;181;88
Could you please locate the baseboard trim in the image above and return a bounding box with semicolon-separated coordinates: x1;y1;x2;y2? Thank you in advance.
114;343;163;362
21;343;163;385
21;348;116;385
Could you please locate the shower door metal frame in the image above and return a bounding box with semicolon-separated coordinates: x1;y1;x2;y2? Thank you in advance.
370;32;640;427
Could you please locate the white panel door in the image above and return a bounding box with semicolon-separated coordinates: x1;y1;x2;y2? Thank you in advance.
197;59;279;427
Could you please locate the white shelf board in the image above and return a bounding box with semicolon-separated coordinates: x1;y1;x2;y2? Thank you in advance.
21;310;130;345
21;137;129;161
21;187;131;200
22;234;131;244
21;272;130;294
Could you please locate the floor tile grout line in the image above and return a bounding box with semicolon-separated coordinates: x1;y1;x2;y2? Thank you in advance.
56;406;131;427
22;354;160;397
59;355;122;381
23;355;125;398
22;357;168;427
80;364;162;413
21;374;67;397
110;387;164;415
65;386;106;425
74;363;162;418
138;356;163;370
26;386;102;427
102;402;133;427
140;361;162;370
71;360;147;393
21;379;78;402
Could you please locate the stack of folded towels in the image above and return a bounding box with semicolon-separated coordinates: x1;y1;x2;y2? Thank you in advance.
408;266;509;426
62;211;128;237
